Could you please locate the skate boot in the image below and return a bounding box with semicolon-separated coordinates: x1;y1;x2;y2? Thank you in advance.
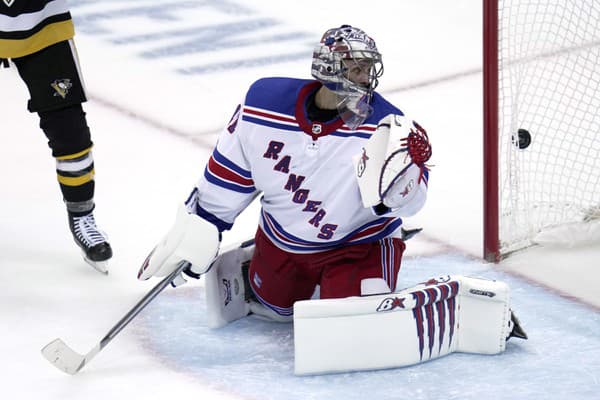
68;210;112;274
507;309;528;340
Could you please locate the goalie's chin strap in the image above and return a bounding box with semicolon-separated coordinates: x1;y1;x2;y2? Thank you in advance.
402;121;432;183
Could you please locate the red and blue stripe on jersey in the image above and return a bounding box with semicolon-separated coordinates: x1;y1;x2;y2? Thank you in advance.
204;148;256;193
260;209;404;253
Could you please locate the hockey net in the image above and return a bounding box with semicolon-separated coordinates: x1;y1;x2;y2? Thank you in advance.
484;0;600;260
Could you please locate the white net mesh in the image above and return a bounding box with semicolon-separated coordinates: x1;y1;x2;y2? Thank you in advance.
498;0;600;254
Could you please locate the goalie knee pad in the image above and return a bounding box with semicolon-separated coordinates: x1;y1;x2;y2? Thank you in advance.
360;278;391;295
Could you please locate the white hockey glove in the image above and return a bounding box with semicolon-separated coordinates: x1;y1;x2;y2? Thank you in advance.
354;114;431;209
137;204;220;287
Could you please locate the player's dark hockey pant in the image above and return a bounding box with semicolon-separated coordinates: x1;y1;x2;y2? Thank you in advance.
12;40;95;211
248;228;406;316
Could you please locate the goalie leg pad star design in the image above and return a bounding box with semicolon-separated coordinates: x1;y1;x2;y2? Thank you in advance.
293;275;519;375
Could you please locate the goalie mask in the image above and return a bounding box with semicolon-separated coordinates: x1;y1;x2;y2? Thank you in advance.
311;25;384;129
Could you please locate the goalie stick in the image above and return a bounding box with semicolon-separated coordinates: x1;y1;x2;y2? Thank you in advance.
41;260;190;375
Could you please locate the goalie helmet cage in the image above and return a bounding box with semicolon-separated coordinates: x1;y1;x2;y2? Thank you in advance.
483;0;600;262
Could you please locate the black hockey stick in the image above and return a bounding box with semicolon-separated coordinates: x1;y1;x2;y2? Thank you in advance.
41;261;189;375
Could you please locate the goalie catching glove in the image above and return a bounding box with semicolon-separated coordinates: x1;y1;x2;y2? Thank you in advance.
354;114;431;211
137;204;220;287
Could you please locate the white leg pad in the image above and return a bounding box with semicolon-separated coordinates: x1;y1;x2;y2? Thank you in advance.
455;276;511;354
204;241;254;328
293;275;511;375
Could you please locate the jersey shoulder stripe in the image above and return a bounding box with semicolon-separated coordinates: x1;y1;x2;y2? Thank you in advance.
242;106;301;133
241;78;404;138
242;115;301;133
243;106;299;126
242;105;379;139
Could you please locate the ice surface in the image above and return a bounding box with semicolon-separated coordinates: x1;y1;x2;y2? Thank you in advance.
135;255;600;400
1;1;599;399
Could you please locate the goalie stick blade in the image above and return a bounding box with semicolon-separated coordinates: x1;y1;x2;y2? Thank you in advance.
41;338;86;375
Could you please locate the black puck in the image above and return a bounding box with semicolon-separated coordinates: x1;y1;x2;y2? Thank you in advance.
513;128;532;149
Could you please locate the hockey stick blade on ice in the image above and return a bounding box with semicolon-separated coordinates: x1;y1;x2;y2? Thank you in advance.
41;261;189;375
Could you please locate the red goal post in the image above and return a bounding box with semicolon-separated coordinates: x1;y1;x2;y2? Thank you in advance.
483;0;600;262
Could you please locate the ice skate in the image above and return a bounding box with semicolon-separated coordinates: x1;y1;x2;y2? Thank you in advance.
68;210;112;274
507;310;528;340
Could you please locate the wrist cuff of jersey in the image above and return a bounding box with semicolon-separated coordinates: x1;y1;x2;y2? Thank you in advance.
194;204;233;232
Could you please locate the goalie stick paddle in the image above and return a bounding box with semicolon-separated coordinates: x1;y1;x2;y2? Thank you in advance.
41;261;190;375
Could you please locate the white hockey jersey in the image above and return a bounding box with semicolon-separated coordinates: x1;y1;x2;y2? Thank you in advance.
186;78;429;253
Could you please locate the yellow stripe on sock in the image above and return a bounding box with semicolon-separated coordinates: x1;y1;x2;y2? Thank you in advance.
57;169;95;186
56;146;93;161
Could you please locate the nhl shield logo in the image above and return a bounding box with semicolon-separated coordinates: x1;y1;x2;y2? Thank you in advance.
3;0;15;6
311;123;322;135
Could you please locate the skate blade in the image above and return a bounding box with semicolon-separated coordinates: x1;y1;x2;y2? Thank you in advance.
83;255;109;275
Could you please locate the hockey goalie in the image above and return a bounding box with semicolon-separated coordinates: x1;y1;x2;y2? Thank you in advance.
136;112;527;372
136;111;528;375
136;24;527;375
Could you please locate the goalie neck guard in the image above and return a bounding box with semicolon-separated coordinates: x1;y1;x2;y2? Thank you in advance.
311;25;384;129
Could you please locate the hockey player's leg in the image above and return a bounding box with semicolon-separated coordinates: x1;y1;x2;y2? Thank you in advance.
12;40;112;272
245;229;319;322
40;105;112;272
